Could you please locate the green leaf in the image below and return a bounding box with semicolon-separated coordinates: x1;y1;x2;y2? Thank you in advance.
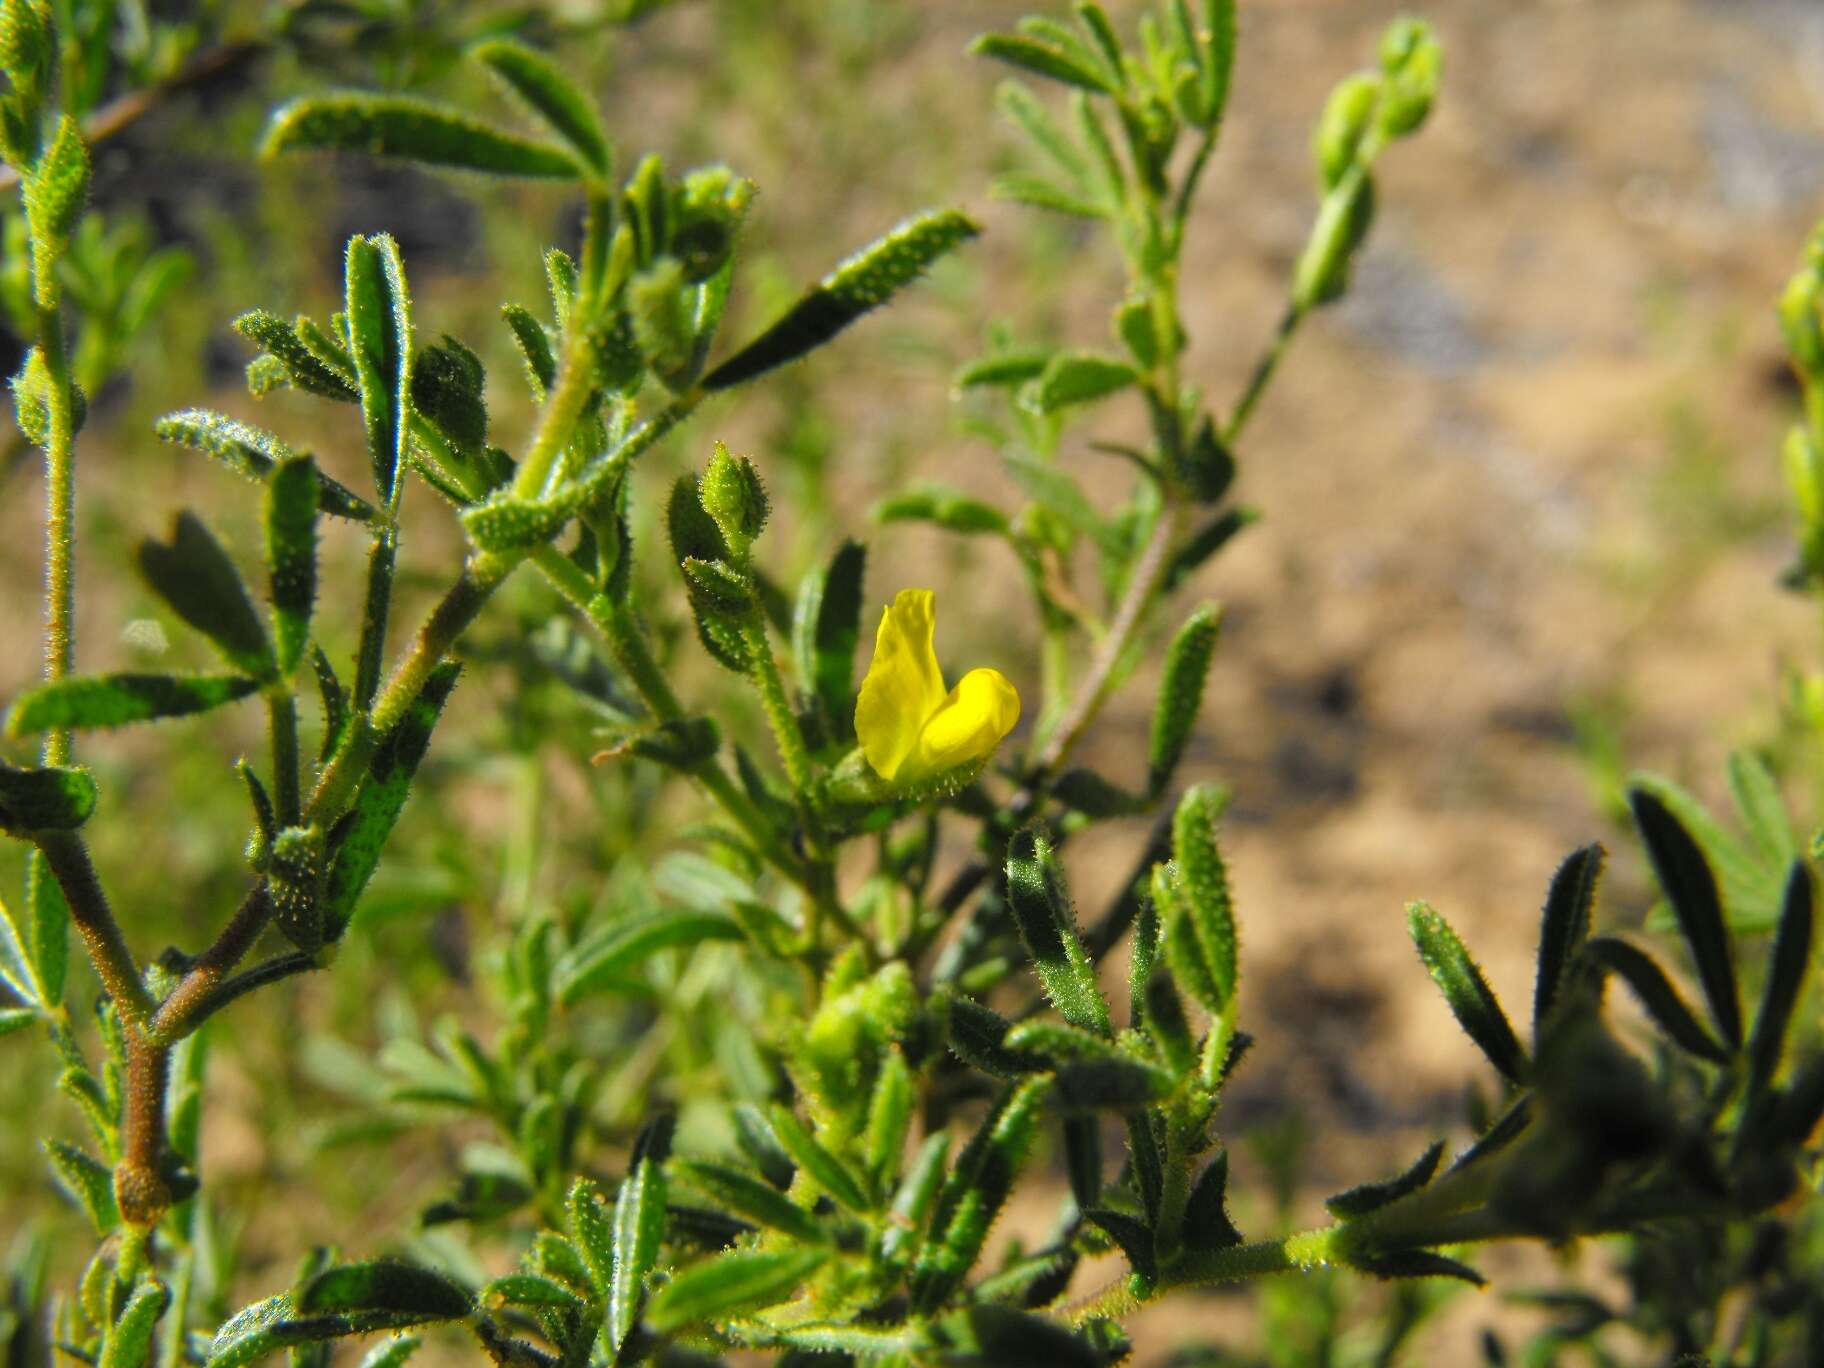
872;487;1011;536
1746;862;1813;1099
1084;1208;1156;1284
1179;415;1235;502
24;116;88;300
344;235;413;507
0;1007;35;1037
1728;751;1796;870
1583;937;1729;1064
232;311;358;402
1172;784;1238;1012
1533;843;1603;1039
1164;506;1258;591
1628;786;1742;1049
1155;862;1219;1015
411;335;489;460
501;304;556;397
295;1261;472;1321
768;1107;869;1213
703;208;979;390
460;487;580;553
266;455;320;676
471;40;609;178
956;347;1053;390
137;512;274;679
1030;350;1137;412
996;81;1090;185
947;993;1049;1078
993;174;1104;219
1407;901;1528;1085
567;1178;615;1296
911;1077;1049;1313
6;673;260;733
45;1138;117;1232
203;1293;431;1368
1352;1250;1484;1286
481;1274;584;1310
1182;1151;1242;1253
644;1247;827;1334
675;1160;824;1245
1199;0;1238;129
99;1277;170;1368
553;906;743;1004
0;888;39;1007
154;410;374;521
263;93;580;178
972;33;1115;93
1006;828;1113;1038
1325;1139;1444;1218
319;663;460;940
1148;603;1222;795
1050;1054;1176;1112
792;538;866;742
0;759;98;831
608;1113;672;1354
356;1336;421;1368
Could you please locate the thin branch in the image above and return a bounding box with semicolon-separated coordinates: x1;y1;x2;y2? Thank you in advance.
32;829;154;1026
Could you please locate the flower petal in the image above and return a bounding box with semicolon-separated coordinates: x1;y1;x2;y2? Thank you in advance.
855;588;948;780
908;667;1021;781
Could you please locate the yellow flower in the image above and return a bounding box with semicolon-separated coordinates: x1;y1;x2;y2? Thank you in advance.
855;588;1020;784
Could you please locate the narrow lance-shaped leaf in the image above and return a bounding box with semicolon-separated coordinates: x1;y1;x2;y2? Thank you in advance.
1407;901;1528;1085
0;759;98;832
472;41;610;179
233;311;359;402
7;673;260;734
792;538;866;738
357;1337;421;1368
1172;784;1238;1012
1583;936;1730;1064
643;1247;827;1335
1727;751;1797;870
45;1138;118;1232
768;1107;870;1213
266;455;319;676
319;663;461;940
1747;861;1814;1098
1006;828;1112;1037
1533;843;1604;1039
294;1261;473;1322
0;890;41;1008
911;1076;1050;1312
552;906;742;1004
98;1277;170;1368
345;235;413;507
1628;786;1742;1050
608;1112;673;1354
137;512;274;679
1182;1151;1243;1253
703;208;979;390
263;93;581;179
675;1160;824;1245
1148;603;1222;795
1325;1139;1444;1218
1031;350;1137;412
971;32;1116;93
154;410;375;521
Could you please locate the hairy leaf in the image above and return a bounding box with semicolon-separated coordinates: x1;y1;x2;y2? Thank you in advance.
7;672;259;734
137;512;274;679
1007;829;1112;1037
264;94;579;178
1629;786;1742;1049
472;40;609;177
1407;901;1527;1084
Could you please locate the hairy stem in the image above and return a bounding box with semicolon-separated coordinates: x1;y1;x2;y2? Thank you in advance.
151;884;273;1042
267;690;301;826
32;830;153;1025
37;301;75;768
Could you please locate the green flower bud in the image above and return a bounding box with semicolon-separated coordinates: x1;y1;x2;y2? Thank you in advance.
1315;73;1381;191
699;441;770;550
1293;171;1376;311
1377;22;1441;138
1780;268;1824;376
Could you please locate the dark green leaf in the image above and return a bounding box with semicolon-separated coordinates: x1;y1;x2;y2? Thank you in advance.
356;1338;420;1368
1325;1139;1444;1218
7;673;259;734
137;512;274;678
472;40;609;177
1172;784;1237;1012
320;663;460;940
1163;506;1257;591
1051;769;1143;818
1051;1055;1176;1112
1182;1151;1242;1252
947;993;1049;1078
482;1273;582;1310
734;1104;797;1191
1063;1113;1102;1208
1179;415;1234;502
872;487;1011;537
295;1262;471;1321
501;304;556;397
703;209;979;390
1631;770;1780;932
768;1107;869;1213
0;760;98;831
644;1247;826;1334
1628;786;1742;1049
1006;828;1112;1037
1084;1208;1155;1282
344;235;412;507
675;1160;824;1245
265;456;319;676
411;335;488;461
792;538;866;738
1747;862;1813;1098
1584;936;1730;1064
1407;901;1528;1084
232;311;358;402
956;347;1053;390
1533;843;1603;1038
264;94;580;178
1353;1250;1485;1286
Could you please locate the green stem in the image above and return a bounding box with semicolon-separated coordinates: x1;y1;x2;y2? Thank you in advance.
1221;303;1302;448
351;529;398;713
746;622;814;797
37;301;75;768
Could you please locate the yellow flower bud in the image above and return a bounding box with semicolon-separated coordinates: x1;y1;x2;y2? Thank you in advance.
854;588;1020;784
